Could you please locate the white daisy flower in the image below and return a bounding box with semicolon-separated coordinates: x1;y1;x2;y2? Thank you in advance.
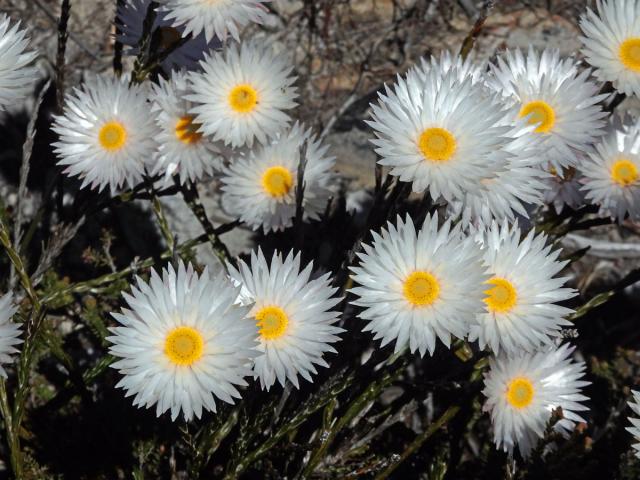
220;122;334;232
187;41;297;148
151;71;223;185
580;0;640;98
483;343;590;457
349;214;487;357
368;61;514;202
544;167;585;214
52;75;159;194
228;249;343;390
116;0;222;72
626;389;640;458
487;47;607;172
581;119;640;221
0;293;21;379
469;221;576;355
159;0;270;42
108;262;258;421
0;14;38;111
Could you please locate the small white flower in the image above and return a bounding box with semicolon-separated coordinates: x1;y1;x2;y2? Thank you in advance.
0;14;38;111
52;75;159;194
469;221;576;355
487;47;607;172
483;344;590;457
581;118;640;221
188;41;297;148
159;0;270;42
220;122;334;232
368;62;513;202
108;262;258;421
151;71;223;185
350;214;487;356
580;0;640;98
626;389;640;458
116;0;221;72
228;249;343;390
0;293;21;379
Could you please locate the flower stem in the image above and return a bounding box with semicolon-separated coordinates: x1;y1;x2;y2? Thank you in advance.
373;405;460;479
177;181;234;267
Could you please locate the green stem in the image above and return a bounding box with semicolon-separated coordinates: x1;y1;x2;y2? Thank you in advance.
148;183;176;252
373;405;460;480
570;267;640;321
0;217;47;478
226;367;356;479
0;379;21;479
0;219;40;310
178;181;234;267
42;223;237;305
300;353;408;478
41;233;200;305
189;408;240;477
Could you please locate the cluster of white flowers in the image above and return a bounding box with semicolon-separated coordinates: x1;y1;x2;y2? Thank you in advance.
0;0;640;463
350;214;588;456
54;1;333;234
108;253;343;420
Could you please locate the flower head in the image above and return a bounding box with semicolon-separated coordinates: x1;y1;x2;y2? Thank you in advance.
0;14;38;111
52;75;159;194
350;214;487;356
159;0;270;42
188;41;297;148
580;0;640;98
220;122;334;232
581;117;640;221
228;249;343;390
483;344;590;457
487;47;607;171
368;61;513;202
108;262;257;421
151;71;223;184
469;221;576;354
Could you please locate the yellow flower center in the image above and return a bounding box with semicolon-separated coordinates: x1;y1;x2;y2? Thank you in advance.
519;100;556;133
403;271;440;307
619;38;640;72
261;166;293;198
255;306;289;340
228;84;259;113
611;159;638;186
98;121;127;151
484;277;518;313
506;377;535;409
158;26;182;49
164;326;204;366
417;127;457;162
175;115;203;144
